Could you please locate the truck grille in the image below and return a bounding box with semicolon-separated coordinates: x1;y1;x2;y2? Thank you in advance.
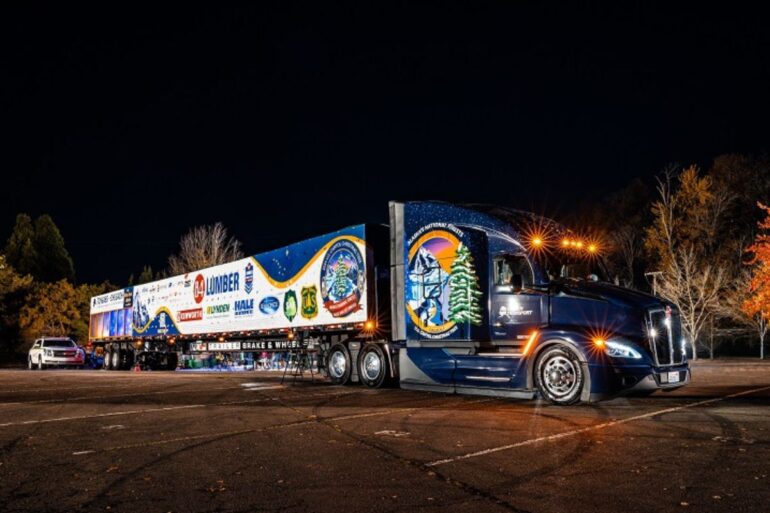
646;307;684;366
54;350;77;357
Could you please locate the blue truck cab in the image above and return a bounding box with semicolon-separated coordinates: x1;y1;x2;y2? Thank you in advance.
388;201;690;405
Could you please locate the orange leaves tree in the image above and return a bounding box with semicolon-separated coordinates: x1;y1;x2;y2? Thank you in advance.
742;202;770;359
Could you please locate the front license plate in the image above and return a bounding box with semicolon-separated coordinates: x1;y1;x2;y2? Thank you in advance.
668;371;680;384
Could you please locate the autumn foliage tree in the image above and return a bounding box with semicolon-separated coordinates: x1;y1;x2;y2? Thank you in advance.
19;280;82;342
742;202;770;359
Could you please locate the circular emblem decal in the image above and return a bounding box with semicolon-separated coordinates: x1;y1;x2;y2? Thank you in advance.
193;274;205;304
405;229;460;337
320;239;365;318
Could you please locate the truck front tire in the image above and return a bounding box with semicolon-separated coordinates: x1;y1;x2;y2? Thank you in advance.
358;343;388;388
327;344;352;385
535;344;585;405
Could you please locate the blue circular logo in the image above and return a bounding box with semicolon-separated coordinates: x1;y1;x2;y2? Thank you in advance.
320;239;365;318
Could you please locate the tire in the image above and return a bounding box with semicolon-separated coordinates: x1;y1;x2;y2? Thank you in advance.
37;356;44;371
103;349;112;370
358;343;388;388
326;344;352;385
111;349;122;370
535;344;585;405
28;357;33;370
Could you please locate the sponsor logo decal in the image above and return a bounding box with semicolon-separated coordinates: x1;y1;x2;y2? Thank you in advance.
206;272;240;295
193;274;205;304
283;290;298;322
259;296;280;315
178;308;203;322
301;285;318;319
244;263;254;294
320;239;365;318
234;299;254;317
206;303;231;317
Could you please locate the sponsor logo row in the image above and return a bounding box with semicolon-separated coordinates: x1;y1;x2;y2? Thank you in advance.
189;339;305;352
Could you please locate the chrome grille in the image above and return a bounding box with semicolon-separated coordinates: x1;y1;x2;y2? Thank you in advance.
647;307;684;366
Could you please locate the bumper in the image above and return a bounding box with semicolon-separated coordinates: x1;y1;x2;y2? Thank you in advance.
588;362;690;401
42;357;84;366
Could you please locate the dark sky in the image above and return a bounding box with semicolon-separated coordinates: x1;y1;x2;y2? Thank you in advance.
1;3;769;284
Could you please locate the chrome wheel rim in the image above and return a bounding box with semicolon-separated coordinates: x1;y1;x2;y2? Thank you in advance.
329;350;346;379
363;352;381;381
542;355;578;398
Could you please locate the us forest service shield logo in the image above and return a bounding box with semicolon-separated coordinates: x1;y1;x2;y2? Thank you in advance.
283;289;298;322
301;285;318;320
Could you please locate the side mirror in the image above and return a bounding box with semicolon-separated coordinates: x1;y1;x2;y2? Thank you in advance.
511;274;523;293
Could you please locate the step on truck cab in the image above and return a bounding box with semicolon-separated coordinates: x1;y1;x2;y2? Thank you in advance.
87;201;689;404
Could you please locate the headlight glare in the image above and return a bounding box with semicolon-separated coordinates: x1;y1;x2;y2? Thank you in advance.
604;341;642;359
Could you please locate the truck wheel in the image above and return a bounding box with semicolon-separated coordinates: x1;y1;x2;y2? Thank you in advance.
327;344;352;385
358;343;388;388
37;356;44;370
28;357;33;370
103;349;112;370
535;345;585;405
112;349;123;370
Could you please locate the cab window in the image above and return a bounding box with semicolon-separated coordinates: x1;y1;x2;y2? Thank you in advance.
493;255;534;290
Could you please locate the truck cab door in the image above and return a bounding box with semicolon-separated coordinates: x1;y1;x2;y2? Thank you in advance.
490;254;546;343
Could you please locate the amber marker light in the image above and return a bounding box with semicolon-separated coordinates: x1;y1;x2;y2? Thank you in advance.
561;238;570;247
593;337;606;347
522;331;539;356
364;320;375;330
287;331;295;340
588;243;598;253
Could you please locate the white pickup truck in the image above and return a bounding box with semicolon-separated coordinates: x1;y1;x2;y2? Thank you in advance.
28;337;85;370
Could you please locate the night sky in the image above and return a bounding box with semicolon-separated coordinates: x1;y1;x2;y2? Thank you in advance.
2;4;768;285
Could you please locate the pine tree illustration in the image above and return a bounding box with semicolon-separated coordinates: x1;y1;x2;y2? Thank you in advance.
448;243;483;331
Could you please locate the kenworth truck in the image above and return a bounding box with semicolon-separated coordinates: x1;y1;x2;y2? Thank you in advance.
88;201;690;404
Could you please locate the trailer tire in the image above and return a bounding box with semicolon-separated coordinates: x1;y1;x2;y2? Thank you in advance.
111;348;122;370
358;343;388;388
535;344;585;405
327;344;352;385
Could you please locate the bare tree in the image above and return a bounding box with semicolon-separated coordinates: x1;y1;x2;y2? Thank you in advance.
168;223;244;275
646;166;730;359
609;225;641;288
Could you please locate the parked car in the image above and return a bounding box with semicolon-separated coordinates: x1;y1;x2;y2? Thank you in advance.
28;338;85;370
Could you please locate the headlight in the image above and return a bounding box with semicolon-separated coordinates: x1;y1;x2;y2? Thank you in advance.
604;341;642;359
44;349;53;357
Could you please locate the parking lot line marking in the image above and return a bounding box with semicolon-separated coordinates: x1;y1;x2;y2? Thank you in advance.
424;384;770;467
0;389;364;428
71;397;491;455
0;385;246;407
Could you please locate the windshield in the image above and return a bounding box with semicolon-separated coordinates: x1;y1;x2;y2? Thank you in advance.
536;253;608;283
43;339;75;347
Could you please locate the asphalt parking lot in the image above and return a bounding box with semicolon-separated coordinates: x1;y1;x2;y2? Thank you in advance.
0;361;769;513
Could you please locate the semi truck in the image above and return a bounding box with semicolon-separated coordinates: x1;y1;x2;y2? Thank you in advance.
88;201;690;404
